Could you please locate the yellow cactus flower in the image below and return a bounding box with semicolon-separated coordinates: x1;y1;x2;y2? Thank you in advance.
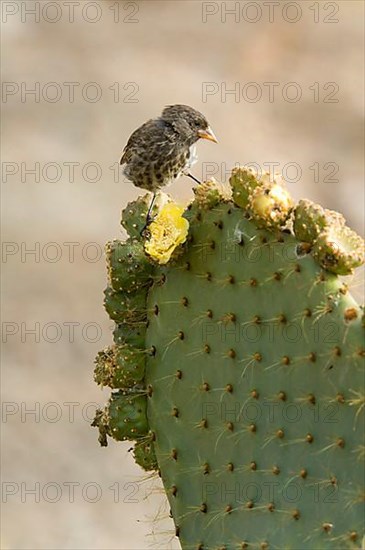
144;203;189;264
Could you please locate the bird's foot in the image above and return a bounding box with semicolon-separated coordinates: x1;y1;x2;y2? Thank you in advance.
140;218;152;238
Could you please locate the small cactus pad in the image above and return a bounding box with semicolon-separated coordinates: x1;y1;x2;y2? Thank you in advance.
106;238;153;292
94;344;146;389
121;195;150;240
94;165;364;549
133;439;158;471
93;390;148;445
104;286;148;324
113;322;147;348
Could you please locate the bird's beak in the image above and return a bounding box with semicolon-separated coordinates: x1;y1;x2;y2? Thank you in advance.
198;126;218;143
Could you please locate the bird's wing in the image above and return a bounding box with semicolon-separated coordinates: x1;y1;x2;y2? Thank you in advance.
120;120;153;165
120;119;177;165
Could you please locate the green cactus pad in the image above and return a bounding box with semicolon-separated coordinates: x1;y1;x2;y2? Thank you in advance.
144;202;364;549
95;166;365;549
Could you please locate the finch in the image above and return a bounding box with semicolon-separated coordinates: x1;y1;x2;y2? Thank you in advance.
120;104;217;224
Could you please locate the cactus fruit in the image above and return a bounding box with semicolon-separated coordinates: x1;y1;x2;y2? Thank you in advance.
232;170;293;229
293;199;345;244
312;226;365;276
293;199;364;275
193;179;227;210
93;167;365;549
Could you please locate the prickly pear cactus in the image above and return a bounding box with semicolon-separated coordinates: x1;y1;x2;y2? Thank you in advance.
93;167;365;549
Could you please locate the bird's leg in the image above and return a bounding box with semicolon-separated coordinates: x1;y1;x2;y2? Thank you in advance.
146;192;157;223
140;193;157;236
186;172;202;185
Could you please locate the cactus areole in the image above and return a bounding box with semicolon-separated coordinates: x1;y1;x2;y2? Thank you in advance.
93;167;365;549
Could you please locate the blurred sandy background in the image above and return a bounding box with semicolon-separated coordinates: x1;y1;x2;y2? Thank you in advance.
1;1;364;549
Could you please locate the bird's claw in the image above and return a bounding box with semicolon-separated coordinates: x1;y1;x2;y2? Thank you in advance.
140;219;152;238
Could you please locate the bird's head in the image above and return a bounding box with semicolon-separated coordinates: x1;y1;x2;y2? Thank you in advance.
161;104;218;146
